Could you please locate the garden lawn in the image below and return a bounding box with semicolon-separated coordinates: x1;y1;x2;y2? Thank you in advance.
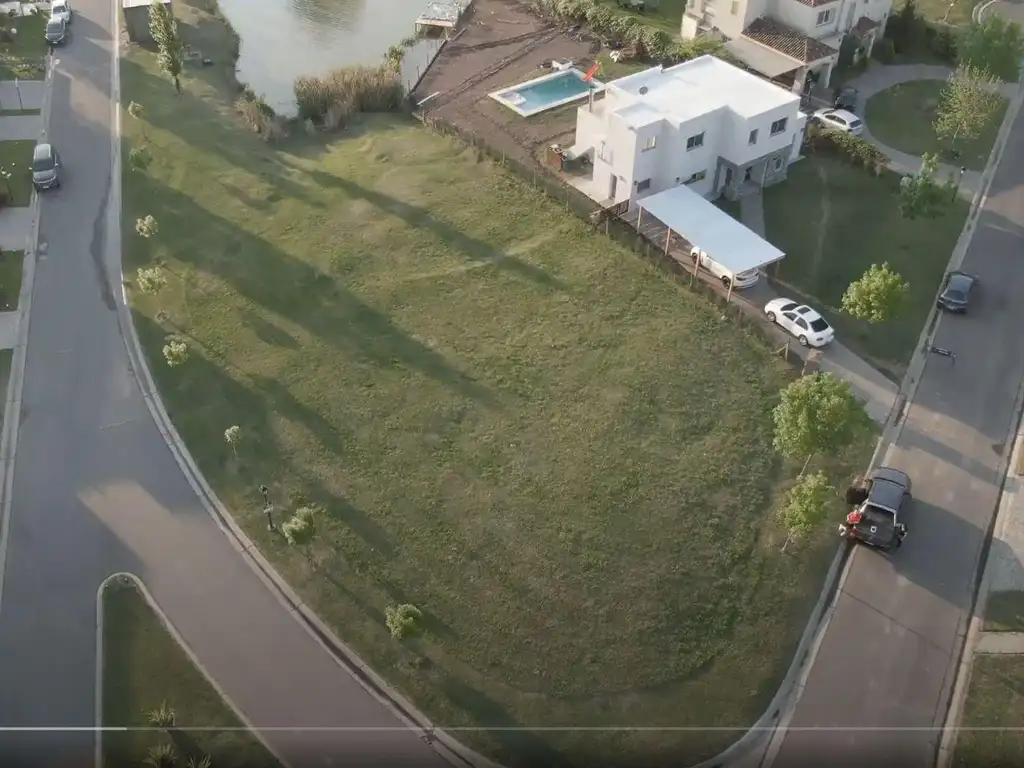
865;80;1007;171
595;0;687;36
0;13;47;80
896;0;980;26
763;155;968;374
119;2;876;765
0;140;35;207
0;250;22;310
101;578;280;768
985;591;1024;632
952;654;1024;767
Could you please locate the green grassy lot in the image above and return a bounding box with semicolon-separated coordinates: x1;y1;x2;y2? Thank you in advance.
101;577;280;768
0;249;23;310
953;654;1024;768
595;50;651;80
0;140;35;206
0;13;47;80
865;80;1007;171
985;591;1024;632
898;0;980;26
119;2;876;764
763;156;968;375
595;0;686;36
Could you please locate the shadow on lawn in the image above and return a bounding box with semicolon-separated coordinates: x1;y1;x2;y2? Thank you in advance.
300;167;569;293
129;177;496;405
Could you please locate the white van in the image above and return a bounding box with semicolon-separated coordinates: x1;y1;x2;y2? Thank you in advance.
690;247;760;290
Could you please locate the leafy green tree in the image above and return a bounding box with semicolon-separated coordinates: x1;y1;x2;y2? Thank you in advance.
934;63;1004;151
386;603;423;640
149;0;184;92
224;425;241;457
959;14;1024;81
282;505;318;564
127;100;147;139
128;147;151;173
899;152;951;219
778;471;835;551
842;263;910;324
773;372;864;474
162;336;189;367
136;214;159;239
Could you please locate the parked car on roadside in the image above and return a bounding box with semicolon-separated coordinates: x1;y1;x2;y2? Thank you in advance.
937;270;977;313
50;0;72;24
44;16;67;46
764;298;835;347
833;86;858;112
31;142;61;191
812;108;864;136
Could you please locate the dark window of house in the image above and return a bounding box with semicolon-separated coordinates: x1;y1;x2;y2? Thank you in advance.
748;129;758;145
770;118;788;135
637;178;652;192
686;132;705;150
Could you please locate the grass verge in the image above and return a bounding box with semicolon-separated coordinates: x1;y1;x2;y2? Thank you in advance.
0;140;35;206
0;13;47;80
952;654;1024;767
119;1;877;764
763;155;968;374
101;577;280;768
897;0;980;26
985;591;1024;632
594;0;687;36
865;80;1007;171
0;249;23;310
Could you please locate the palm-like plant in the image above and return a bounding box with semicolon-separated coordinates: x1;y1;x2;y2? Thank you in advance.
144;742;176;768
147;700;176;730
186;755;212;768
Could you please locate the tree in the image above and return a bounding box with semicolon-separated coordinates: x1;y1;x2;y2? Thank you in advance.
224;424;241;457
136;265;167;306
144;743;176;768
385;603;423;640
773;372;863;473
163;336;189;367
836;33;859;71
899;152;952;219
282;505;318;564
887;0;924;53
136;214;159;239
129;146;151;173
934;63;1004;153
842;263;910;324
778;471;835;552
146;701;176;730
149;0;184;92
127;100;148;139
959;14;1024;82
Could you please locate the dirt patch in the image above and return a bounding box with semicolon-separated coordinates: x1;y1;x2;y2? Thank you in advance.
414;0;605;173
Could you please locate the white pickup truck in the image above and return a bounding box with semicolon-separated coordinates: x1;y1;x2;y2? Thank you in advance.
689;247;760;290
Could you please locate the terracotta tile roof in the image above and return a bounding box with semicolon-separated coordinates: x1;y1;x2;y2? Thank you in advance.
854;15;880;34
742;17;838;63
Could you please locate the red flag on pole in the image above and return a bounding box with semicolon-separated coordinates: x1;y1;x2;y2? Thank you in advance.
583;61;600;82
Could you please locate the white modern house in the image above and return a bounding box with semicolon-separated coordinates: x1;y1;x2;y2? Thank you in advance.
567;55;806;207
681;0;892;93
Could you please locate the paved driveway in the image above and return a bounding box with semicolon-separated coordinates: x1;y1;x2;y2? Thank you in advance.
0;2;456;767
767;74;1024;768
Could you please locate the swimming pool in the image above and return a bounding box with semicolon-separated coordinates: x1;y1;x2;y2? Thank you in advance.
489;68;605;118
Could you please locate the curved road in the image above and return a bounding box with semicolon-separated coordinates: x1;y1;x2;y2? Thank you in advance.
0;1;453;767
766;32;1024;768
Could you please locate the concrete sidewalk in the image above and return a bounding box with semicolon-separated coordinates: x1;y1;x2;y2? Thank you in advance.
0;208;35;251
0;114;41;141
0;81;44;113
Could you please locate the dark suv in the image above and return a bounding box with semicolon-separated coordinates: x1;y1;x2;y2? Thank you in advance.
31;143;61;191
937;270;977;313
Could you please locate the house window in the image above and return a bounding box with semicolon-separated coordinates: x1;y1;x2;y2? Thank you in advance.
642;135;657;152
686;132;705;150
770;117;788;135
772;156;784;171
748;128;758;145
636;178;652;192
731;0;739;12
598;141;613;163
685;170;707;185
817;8;835;24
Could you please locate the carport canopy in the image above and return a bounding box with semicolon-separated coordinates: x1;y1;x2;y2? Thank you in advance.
637;184;785;275
724;37;802;79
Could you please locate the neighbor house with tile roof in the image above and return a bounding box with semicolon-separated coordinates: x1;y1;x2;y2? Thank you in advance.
681;0;891;94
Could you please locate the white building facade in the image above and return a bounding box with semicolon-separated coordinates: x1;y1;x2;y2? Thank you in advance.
681;0;892;93
569;56;807;206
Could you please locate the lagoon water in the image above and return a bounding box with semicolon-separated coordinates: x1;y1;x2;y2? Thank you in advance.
217;0;442;115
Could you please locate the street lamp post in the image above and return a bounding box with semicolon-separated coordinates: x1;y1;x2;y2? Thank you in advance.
259;484;275;531
952;165;966;202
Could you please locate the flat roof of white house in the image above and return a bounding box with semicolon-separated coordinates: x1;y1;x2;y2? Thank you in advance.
638;184;785;275
608;55;800;122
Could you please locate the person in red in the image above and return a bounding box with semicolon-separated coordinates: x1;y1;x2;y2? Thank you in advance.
846;509;863;526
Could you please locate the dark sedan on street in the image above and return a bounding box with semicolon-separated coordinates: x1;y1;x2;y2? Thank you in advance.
833;85;858;111
937;270;977;313
44;17;67;46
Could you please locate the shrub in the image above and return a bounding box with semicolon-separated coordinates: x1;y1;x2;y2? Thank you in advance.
873;37;896;63
235;97;287;140
805;124;888;173
386;603;423;640
294;64;404;123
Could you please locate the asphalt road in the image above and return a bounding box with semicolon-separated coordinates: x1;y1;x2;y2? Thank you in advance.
0;2;453;767
769;77;1024;768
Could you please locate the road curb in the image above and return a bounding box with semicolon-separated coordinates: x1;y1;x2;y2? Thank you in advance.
107;9;499;768
695;66;1024;768
93;572;285;768
0;51;53;619
974;0;999;21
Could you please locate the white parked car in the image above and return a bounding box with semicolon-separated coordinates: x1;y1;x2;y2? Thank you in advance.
50;0;72;24
690;247;760;290
764;298;835;348
813;108;863;136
